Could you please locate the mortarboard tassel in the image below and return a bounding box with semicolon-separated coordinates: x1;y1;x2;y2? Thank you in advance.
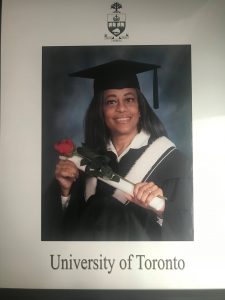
153;68;159;109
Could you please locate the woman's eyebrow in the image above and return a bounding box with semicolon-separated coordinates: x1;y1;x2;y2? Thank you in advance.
104;92;136;99
124;92;135;96
104;93;117;99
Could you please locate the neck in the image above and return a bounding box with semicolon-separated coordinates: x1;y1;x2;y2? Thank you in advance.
111;131;138;156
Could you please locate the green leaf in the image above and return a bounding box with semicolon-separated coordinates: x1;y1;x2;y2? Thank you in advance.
112;174;120;182
80;158;89;166
77;143;121;183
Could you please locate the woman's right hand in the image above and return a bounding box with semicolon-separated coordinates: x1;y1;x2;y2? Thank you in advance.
55;159;79;196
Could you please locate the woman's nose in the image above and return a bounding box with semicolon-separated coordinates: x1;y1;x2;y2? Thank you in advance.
116;100;127;112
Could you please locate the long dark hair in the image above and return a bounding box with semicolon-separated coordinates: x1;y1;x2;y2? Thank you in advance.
84;89;167;152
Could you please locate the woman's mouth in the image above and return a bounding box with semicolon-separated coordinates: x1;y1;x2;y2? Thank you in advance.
114;117;131;123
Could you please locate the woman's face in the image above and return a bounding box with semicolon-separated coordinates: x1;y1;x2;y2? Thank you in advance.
102;88;140;138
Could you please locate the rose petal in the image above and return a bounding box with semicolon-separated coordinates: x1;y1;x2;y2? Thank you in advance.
54;139;76;156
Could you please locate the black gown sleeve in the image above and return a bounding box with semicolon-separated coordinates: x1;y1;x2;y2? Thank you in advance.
41;180;64;240
41;174;86;241
161;176;193;240
158;150;193;241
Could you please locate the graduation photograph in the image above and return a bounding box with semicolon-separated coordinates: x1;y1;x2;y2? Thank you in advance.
2;0;225;296
41;45;193;242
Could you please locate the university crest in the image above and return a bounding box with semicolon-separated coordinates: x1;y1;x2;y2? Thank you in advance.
105;2;129;41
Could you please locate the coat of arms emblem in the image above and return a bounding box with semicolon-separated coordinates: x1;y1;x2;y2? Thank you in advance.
105;2;129;41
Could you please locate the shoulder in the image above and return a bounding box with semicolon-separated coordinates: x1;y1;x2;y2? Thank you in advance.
152;147;191;180
144;136;192;181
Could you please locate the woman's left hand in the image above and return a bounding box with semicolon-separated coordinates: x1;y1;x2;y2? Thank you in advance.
129;182;165;215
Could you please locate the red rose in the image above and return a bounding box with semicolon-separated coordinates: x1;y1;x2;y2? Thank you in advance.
54;139;76;157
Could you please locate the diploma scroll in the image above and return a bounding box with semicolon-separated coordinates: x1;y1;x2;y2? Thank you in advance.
60;155;165;212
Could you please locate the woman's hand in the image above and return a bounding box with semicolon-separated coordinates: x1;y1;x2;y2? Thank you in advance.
128;182;165;216
55;159;79;196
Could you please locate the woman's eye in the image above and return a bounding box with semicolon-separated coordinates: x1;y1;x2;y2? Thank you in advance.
125;97;135;103
105;99;117;106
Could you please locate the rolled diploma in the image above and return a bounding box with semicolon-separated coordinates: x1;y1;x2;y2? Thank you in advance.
62;155;164;212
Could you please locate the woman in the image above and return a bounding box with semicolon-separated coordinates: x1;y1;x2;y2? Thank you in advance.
45;60;193;241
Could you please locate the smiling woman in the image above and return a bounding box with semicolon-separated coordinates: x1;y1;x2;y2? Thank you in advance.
43;59;193;241
102;88;140;148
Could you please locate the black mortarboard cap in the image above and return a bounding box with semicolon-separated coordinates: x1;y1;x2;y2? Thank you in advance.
70;60;160;109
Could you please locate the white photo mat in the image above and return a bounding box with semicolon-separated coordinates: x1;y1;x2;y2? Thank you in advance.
1;0;225;290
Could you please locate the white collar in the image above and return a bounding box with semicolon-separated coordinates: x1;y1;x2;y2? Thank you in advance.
106;130;150;162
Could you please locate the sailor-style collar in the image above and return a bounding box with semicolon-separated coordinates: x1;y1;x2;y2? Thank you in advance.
106;130;150;162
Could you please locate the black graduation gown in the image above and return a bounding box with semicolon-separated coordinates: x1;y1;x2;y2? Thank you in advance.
42;141;193;241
